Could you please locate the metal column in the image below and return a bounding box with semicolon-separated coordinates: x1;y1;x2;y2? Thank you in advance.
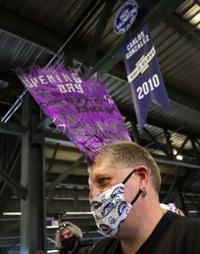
20;95;46;253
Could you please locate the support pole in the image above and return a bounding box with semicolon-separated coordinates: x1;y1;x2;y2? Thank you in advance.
20;95;46;254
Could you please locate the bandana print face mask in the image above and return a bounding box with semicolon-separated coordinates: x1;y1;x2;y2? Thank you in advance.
90;170;142;237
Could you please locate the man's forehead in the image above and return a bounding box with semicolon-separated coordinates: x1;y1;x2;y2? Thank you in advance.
89;158;112;173
89;160;127;181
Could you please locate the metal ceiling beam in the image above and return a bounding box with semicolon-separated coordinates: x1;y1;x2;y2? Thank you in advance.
179;171;200;191
141;139;194;160
44;131;71;143
163;130;173;156
6;202;91;222
143;127;170;156
37;117;52;130
44;128;199;166
0;123;27;136
177;191;188;216
167;13;200;47
44;129;200;170
83;0;116;68
122;109;200;138
0;169;27;201
0;140;22;217
162;168;180;203
0;2;103;61
46;199;90;214
0;222;19;237
45;158;85;168
0;7;63;54
166;85;200;112
92;0;185;74
47;155;85;197
177;137;190;155
153;153;200;170
46;143;60;175
0;73;20;84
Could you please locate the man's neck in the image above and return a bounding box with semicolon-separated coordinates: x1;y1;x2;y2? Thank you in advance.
120;205;165;254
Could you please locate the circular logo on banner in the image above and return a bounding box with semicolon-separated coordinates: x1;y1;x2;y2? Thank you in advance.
113;0;138;34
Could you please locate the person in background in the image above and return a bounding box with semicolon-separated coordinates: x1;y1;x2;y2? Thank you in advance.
160;202;185;216
88;141;200;254
55;221;93;254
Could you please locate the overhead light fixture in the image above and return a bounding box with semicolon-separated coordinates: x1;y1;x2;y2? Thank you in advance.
188;210;198;214
47;250;58;253
173;149;178;155
176;154;183;161
65;211;92;215
172;149;183;160
3;212;21;216
46;225;59;229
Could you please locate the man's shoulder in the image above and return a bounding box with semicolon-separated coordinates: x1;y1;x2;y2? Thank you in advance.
175;214;200;228
166;213;200;241
181;216;200;233
91;238;118;254
175;216;200;253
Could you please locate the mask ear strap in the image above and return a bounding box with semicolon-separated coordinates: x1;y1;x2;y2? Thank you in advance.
130;189;143;205
122;169;136;184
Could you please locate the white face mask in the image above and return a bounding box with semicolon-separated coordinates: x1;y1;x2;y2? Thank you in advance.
90;170;142;237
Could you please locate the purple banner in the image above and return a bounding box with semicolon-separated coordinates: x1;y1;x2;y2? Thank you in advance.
122;24;171;131
16;66;131;162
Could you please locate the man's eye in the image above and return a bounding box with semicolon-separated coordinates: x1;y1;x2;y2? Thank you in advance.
98;177;110;185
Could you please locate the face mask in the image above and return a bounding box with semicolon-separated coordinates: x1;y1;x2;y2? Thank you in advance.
61;235;77;251
90;170;142;237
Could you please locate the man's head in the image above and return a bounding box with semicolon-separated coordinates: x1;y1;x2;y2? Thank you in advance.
89;141;161;197
55;221;82;250
88;141;162;237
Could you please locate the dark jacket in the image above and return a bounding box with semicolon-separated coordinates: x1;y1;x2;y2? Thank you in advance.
60;242;93;254
91;212;200;254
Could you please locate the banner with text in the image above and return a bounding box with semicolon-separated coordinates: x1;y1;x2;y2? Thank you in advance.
122;24;171;130
16;66;131;162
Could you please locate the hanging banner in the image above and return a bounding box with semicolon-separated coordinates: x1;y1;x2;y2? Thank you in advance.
122;24;171;130
16;66;131;162
113;0;138;34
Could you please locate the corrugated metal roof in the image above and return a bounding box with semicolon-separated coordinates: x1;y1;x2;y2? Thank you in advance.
0;0;96;34
177;0;200;29
0;1;199;144
0;0;199;138
0;31;50;70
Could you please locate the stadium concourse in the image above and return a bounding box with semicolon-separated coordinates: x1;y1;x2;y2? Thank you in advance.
0;0;200;253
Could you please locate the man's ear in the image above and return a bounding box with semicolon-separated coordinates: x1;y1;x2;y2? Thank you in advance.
135;166;148;188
